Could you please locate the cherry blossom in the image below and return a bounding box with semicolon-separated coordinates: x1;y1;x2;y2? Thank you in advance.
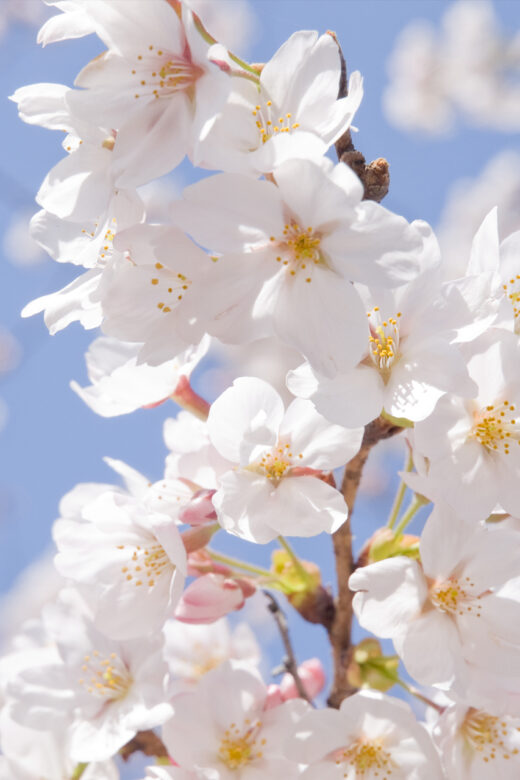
53;490;187;639
435;701;520;779
198;30;363;176
412;329;520;518
288;254;476;427
70;334;209;417
207;377;362;542
64;0;231;187
162;661;308;779
350;504;520;689
7;605;172;762
284;689;443;778
172;157;426;376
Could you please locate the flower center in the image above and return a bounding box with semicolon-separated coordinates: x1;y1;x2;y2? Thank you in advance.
131;46;202;101
430;575;482;617
471;400;520;454
252;99;300;145
334;738;396;778
270;222;324;283
218;720;264;770
366;308;402;375
461;708;520;763
117;541;174;589
502;276;520;334
149;261;192;315
251;442;304;482
78;650;132;700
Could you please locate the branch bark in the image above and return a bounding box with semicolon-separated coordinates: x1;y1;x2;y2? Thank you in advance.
327;417;402;708
264;590;316;706
329;30;390;203
120;730;169;762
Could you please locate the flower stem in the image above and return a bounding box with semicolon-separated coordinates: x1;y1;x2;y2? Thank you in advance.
395;678;444;713
387;449;414;529
191;9;260;78
208;550;282;582
393;495;425;538
71;765;88;780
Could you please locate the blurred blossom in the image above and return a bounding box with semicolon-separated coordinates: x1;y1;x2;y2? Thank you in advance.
0;326;21;374
3;210;46;268
437;150;520;278
202;337;304;405
384;0;520;135
0;0;47;38
0;551;62;652
185;0;257;53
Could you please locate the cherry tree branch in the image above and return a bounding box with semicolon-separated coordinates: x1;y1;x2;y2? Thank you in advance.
120;730;169;762
329;31;390;203
264;591;316;706
327;417;402;708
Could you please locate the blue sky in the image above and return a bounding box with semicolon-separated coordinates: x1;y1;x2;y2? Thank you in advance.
0;4;519;765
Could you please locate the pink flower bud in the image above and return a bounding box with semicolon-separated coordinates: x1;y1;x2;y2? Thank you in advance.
280;658;326;701
178;489;216;527
174;573;246;624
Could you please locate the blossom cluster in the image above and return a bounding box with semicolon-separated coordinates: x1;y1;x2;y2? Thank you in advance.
3;1;520;779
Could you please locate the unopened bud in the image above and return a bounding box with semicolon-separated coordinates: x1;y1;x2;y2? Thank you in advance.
358;527;420;567
347;638;399;692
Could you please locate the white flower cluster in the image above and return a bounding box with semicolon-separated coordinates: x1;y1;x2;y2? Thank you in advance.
4;1;520;779
384;0;520;135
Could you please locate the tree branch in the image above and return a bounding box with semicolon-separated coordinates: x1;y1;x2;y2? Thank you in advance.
327;417;402;708
328;31;390;203
120;730;169;762
264;590;316;706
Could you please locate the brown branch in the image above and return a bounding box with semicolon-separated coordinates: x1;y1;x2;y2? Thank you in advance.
120;730;169;762
264;591;316;706
327;417;402;708
328;31;390;203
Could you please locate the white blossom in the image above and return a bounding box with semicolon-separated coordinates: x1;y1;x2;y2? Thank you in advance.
207;377;362;543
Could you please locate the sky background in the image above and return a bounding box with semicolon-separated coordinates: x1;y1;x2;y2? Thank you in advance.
0;2;519;773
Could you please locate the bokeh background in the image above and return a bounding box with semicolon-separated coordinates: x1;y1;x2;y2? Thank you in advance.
0;2;519;771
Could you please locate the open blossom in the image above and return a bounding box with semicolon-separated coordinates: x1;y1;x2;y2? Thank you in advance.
162;661;308;780
207;377;362;543
412;329;520;519
70;334;209;417
53;490;187;640
350;504;520;690
284;690;443;779
198;30;363;176
64;0;230;187
0;711;118;780
288;255;476;427
434;701;520;779
100;224;215;365
7;608;172;762
163;618;260;693
172;157;426;376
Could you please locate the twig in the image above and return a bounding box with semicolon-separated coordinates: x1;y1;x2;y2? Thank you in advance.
263;591;315;706
120;730;169;762
327;417;402;708
328;31;390;203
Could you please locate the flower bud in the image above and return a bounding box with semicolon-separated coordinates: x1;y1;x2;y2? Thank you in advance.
347;638;400;693
178;489;217;527
271;550;334;628
358;527;420;566
175;573;250;624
